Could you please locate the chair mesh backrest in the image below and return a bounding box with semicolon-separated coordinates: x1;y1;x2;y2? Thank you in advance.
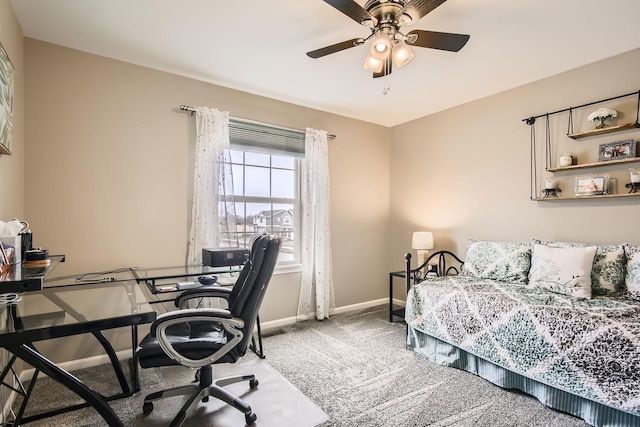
234;236;281;355
228;234;270;316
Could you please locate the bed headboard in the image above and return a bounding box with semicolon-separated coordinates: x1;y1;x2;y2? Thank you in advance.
404;250;465;286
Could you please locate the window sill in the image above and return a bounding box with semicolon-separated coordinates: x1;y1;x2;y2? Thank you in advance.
274;263;302;275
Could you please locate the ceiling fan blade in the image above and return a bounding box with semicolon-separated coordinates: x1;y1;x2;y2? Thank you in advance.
373;55;392;78
307;38;364;59
406;30;470;52
402;0;448;22
323;0;376;25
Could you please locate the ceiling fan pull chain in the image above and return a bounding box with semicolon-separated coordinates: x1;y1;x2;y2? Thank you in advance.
383;60;391;95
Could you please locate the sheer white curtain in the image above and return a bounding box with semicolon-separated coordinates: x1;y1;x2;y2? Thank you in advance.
298;128;334;320
187;107;234;266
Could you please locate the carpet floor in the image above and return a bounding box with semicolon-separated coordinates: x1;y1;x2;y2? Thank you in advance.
261;305;589;427
14;305;590;426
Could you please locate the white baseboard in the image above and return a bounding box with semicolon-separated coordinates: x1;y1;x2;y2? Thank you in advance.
19;298;400;380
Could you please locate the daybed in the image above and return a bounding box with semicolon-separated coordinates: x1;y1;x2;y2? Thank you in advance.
404;240;640;427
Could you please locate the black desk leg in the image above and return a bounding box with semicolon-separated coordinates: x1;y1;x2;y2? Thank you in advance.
7;343;123;427
130;325;140;392
389;274;393;322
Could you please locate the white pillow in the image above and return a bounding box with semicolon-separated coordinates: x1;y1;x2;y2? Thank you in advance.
531;238;625;296
528;244;597;299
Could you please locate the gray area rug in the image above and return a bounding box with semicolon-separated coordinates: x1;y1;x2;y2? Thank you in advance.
18;355;327;426
17;305;589;426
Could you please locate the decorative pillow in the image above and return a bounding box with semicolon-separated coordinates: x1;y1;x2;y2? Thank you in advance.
624;244;640;299
528;244;597;299
461;240;531;284
531;239;625;296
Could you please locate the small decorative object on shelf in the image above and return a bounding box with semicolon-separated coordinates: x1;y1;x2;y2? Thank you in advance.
628;169;640;193
575;174;610;196
588;108;618;129
542;188;561;198
559;153;573;167
626;183;640;193
598;139;636;162
542;179;560;197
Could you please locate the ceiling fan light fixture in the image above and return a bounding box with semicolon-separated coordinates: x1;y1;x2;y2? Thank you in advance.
364;54;384;73
399;13;413;25
393;41;414;68
370;33;391;60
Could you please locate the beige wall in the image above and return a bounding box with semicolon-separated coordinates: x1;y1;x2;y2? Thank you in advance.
389;48;640;290
0;0;24;219
23;39;391;340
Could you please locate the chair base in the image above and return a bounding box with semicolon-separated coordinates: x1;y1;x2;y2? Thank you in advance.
142;365;259;427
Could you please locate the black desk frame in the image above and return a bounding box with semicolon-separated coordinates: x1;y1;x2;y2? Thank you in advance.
0;280;155;426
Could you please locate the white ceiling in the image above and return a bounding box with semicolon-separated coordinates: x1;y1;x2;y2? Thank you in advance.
10;0;640;127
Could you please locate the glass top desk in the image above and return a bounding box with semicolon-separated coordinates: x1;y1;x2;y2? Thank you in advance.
132;265;242;305
0;274;155;426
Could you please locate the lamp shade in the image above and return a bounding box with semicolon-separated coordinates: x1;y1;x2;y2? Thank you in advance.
370;33;391;60
364;54;384;73
412;231;434;250
392;41;414;68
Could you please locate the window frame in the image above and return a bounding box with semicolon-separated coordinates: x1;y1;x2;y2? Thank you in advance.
217;147;302;267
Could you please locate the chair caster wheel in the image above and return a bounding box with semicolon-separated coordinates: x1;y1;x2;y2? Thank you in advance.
249;378;259;389
143;401;153;415
245;412;257;424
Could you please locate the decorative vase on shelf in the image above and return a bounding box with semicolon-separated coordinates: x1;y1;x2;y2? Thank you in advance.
596;117;608;129
588;108;618;130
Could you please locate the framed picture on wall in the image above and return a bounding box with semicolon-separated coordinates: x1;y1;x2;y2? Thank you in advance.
0;41;14;156
598;139;636;162
575;174;609;196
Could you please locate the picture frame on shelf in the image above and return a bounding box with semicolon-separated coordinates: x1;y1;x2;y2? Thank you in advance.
0;41;13;156
598;139;636;162
575;174;609;196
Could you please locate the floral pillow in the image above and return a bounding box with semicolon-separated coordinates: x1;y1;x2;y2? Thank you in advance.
624;244;640;299
531;239;626;296
528;244;597;299
461;240;531;284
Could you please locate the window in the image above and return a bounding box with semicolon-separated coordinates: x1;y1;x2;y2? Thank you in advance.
216;120;303;265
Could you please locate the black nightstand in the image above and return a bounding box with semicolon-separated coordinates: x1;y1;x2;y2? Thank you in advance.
389;270;412;322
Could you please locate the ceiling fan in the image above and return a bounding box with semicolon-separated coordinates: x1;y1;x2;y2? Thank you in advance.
307;0;470;78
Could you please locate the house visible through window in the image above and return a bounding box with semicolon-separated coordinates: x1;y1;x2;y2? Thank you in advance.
217;120;303;265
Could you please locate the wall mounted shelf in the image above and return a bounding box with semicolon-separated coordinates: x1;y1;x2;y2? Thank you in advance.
547;157;640;172
533;192;640;202
525;89;640;200
567;122;640;139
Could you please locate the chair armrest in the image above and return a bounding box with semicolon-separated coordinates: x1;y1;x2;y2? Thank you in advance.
151;308;245;369
175;286;233;308
150;308;234;335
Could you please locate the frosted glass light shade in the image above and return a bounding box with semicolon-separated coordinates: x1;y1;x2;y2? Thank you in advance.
370;34;391;60
393;41;414;68
364;54;384;73
412;231;434;250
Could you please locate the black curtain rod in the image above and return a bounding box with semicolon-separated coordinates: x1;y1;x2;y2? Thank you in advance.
179;105;336;140
523;90;640;124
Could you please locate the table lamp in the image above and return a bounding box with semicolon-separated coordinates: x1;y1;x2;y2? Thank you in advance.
412;231;434;269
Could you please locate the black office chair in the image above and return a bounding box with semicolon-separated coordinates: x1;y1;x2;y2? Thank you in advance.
136;235;281;426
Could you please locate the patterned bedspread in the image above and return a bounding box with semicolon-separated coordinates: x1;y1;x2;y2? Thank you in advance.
405;276;640;415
